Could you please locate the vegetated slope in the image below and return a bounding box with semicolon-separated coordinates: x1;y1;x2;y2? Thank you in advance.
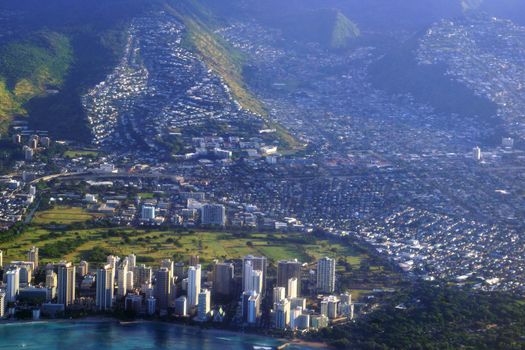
368;34;502;143
276;8;360;50
166;0;265;116
166;0;301;150
0;0;156;140
476;0;525;26
0;31;72;133
330;11;360;49
201;0;360;50
315;283;525;350
230;0;462;33
461;0;484;11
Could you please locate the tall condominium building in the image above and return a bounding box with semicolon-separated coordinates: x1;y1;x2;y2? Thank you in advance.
10;261;33;285
251;270;263;295
247;292;261;324
243;260;254;292
274;298;291;330
154;268;171;311
128;254;137;269
0;292;5;318
273;286;286;304
147;296;156;315
277;259;302;296
134;264;152;287
287;277;298;299
197;289;211;320
175;296;187;317
96;264;114;311
106;255;119;270
106;255;119;286
0;250;3;268
45;270;57;289
141;205;156;221
57;262;76;307
27;246;39;268
174;262;185;279
473;146;482;161
320;295;340;319
317;257;336;293
212;262;234;300
200;204;226;226
187;265;201;310
160;259;174;286
6;268;20;302
189;255;199;267
126;271;134;291
117;258;129;297
290;306;305;330
79;261;89;276
242;255;267;293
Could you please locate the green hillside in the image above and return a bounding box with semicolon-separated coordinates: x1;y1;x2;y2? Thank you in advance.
331;10;361;49
270;8;360;50
462;0;484;11
316;283;525;349
0;31;72;133
167;0;265;116
166;0;301;150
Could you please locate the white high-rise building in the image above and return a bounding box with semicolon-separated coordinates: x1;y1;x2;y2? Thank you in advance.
242;255;267;293
197;289;211;320
274;298;290;329
187;265;201;311
107;255;120;270
45;270;57;289
247;292;260;324
128;254;137;269
24;146;33;161
473;146;482;161
6;268;20;302
290;306;303;330
141;205;156;221
117;258;129;297
126;271;134;291
175;296;188;316
96;264;114;311
0;250;3;268
251;270;263;294
243;260;254;292
321;295;340;319
200;204;226;226
273;286;286;304
502;137;514;148
243;260;263;295
27;246;39;268
79;261;89;276
161;259;174;277
287;277;298;299
317;257;336;293
0;292;5;318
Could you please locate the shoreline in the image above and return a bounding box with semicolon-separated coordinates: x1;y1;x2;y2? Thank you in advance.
0;316;332;349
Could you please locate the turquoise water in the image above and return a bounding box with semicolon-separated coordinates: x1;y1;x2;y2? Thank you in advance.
0;321;316;349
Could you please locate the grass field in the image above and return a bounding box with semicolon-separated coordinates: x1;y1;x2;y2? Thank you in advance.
0;204;402;300
63;149;99;158
32;206;101;225
0;224;365;268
